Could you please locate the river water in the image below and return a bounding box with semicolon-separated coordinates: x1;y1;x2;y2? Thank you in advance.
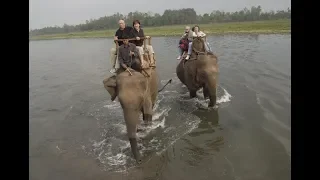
29;34;291;180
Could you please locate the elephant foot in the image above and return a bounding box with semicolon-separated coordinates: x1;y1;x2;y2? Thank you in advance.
208;100;217;107
143;114;152;125
111;94;117;101
208;96;217;108
203;88;209;99
189;91;197;98
129;138;142;164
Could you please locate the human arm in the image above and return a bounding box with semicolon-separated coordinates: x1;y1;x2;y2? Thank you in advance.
114;30;119;43
135;29;145;40
187;31;193;41
129;29;136;39
118;47;127;69
129;44;139;57
192;32;198;37
200;31;206;37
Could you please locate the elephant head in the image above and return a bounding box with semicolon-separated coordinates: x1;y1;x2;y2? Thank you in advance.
192;37;206;53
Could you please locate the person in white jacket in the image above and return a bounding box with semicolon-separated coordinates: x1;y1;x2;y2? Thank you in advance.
185;25;212;60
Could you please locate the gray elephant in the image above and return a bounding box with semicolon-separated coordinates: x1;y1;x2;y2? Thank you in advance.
176;37;219;107
103;65;171;163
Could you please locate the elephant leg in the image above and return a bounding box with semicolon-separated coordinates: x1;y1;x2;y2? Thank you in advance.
203;86;209;99
208;93;216;107
136;109;144;132
143;98;153;124
151;93;157;110
207;76;217;107
188;88;197;98
123;109;142;163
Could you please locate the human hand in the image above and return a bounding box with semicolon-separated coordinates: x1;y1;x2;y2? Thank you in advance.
136;37;140;40
146;36;150;39
129;51;135;56
121;63;128;69
114;36;118;40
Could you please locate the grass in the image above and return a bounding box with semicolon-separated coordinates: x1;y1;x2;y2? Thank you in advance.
30;19;290;41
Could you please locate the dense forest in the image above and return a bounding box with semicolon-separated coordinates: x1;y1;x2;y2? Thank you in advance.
30;6;291;36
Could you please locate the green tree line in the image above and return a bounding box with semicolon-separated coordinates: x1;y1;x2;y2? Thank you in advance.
30;6;291;36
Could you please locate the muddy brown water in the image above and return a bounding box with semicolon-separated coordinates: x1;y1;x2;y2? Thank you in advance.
29;34;291;180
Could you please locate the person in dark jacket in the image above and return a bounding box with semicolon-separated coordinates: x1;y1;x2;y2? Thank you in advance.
118;34;141;72
130;20;147;68
110;19;134;73
130;20;156;68
177;26;193;59
178;36;189;60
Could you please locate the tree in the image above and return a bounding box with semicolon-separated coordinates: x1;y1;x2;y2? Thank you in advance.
29;6;291;36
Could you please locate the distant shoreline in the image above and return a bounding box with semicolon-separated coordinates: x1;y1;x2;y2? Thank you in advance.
30;19;290;41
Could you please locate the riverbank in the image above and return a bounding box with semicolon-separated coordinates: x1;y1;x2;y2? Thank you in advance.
30;19;290;41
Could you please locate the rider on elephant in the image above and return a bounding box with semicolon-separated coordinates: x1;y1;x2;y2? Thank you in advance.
177;26;193;60
117;35;142;73
109;20;134;73
130;20;156;68
185;25;212;60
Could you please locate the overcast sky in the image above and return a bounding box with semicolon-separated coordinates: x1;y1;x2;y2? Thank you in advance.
29;0;291;29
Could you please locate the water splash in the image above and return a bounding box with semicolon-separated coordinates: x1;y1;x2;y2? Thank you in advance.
82;77;232;172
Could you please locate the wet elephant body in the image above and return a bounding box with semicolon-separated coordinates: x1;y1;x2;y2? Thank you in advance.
103;68;158;163
176;37;219;107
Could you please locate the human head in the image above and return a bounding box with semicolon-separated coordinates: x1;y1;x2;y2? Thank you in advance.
133;20;141;30
193;25;200;33
185;26;190;33
122;34;129;45
118;19;125;29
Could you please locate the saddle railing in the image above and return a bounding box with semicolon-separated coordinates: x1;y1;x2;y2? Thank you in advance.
115;37;152;49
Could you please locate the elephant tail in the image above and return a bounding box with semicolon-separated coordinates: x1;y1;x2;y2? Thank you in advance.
158;79;172;92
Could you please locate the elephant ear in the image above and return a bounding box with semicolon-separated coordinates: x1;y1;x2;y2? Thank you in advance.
103;75;116;87
103;75;117;100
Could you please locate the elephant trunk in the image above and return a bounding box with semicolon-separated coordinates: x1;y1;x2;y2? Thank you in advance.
129;138;142;163
205;72;217;107
122;107;143;164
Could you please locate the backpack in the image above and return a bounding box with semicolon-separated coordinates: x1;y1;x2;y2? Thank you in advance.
179;39;189;51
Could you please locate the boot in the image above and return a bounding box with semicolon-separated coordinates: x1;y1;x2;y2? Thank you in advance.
149;53;156;67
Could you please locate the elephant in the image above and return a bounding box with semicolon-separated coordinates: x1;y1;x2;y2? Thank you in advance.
103;65;172;163
176;37;219;107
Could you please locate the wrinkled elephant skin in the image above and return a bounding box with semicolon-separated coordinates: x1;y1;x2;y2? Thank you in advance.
176;54;219;107
103;68;158;163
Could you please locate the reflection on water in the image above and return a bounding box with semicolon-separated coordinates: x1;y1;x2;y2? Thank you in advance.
29;34;291;180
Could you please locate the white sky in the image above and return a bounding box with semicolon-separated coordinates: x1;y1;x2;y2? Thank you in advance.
29;0;291;29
